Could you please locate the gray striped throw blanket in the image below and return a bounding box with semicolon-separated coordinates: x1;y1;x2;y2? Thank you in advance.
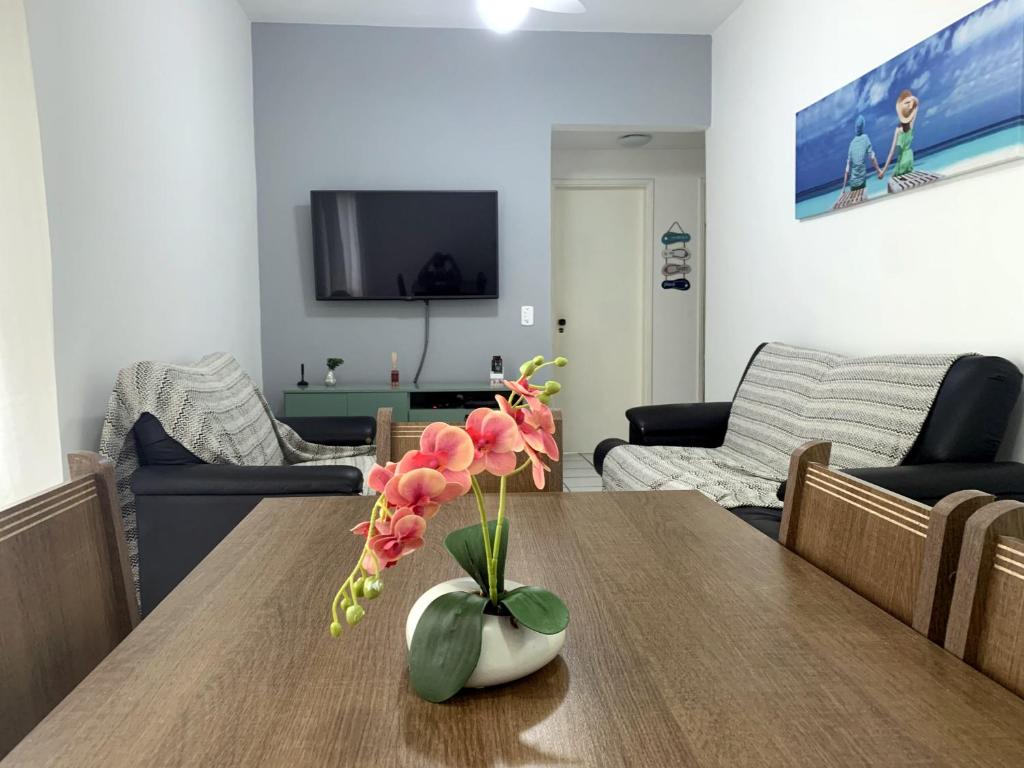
100;353;376;582
602;343;964;508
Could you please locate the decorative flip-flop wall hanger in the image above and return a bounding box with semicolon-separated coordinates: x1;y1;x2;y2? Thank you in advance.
660;222;692;291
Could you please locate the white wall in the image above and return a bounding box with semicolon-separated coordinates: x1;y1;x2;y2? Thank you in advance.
0;0;61;506
707;0;1024;458
25;0;263;454
552;147;705;404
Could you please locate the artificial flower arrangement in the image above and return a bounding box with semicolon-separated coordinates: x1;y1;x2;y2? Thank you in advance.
328;355;570;703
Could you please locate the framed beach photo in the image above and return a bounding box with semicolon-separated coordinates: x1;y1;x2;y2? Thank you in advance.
795;0;1024;220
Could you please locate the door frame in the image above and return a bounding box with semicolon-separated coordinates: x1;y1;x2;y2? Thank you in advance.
551;178;655;406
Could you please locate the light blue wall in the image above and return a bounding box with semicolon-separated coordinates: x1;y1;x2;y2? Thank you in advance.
253;24;710;410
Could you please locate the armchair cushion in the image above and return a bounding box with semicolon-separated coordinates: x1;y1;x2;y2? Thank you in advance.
626;402;732;447
132;463;364;497
729;507;784;537
278;416;375;447
904;356;1022;464
133;412;204;466
594;438;628;475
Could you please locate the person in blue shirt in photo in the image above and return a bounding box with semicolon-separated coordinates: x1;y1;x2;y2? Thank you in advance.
841;114;882;197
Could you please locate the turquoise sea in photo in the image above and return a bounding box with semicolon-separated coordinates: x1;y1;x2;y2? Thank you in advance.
795;124;1024;219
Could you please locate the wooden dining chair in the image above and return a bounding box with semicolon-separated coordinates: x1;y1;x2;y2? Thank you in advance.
0;452;139;758
945;500;1024;697
780;441;992;642
375;407;564;493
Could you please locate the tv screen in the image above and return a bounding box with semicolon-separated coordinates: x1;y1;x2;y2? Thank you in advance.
311;190;498;300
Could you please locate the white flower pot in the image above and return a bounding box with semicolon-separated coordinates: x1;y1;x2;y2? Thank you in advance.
405;577;567;689
324;369;337;386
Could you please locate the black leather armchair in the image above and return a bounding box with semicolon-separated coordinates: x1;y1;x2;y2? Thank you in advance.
595;345;1024;539
131;413;375;615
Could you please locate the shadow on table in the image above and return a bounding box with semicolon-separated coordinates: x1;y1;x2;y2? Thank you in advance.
400;657;576;767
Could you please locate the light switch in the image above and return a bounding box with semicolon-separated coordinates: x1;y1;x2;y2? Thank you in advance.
521;306;534;326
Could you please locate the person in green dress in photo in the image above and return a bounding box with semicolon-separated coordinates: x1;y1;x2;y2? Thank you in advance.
879;89;919;180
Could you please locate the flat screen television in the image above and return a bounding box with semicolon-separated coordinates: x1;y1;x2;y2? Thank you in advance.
311;190;498;300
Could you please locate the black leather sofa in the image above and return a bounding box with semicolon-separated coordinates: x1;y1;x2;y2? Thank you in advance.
595;344;1024;539
131;413;375;615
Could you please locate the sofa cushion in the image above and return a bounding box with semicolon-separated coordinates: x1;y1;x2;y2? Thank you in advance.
729;506;782;538
133;413;204;466
603;343;962;509
724;343;963;478
131;463;364;496
904;355;1022;464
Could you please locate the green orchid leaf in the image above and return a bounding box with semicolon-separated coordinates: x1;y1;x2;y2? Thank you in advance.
499;587;569;635
408;591;489;703
443;519;509;594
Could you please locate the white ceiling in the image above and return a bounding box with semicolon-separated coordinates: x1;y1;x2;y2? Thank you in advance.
237;0;744;35
552;129;705;150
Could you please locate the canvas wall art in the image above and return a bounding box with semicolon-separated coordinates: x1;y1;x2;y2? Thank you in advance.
795;0;1024;220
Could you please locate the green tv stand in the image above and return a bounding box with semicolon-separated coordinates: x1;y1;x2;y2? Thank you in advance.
282;382;503;424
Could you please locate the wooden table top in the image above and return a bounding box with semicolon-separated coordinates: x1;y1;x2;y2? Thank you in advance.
5;491;1024;767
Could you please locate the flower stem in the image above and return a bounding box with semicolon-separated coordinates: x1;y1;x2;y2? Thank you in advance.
330;494;384;623
508;460;531;477
487;475;508;605
470;475;493;565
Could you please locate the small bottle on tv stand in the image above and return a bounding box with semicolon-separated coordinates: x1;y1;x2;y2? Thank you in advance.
390;352;400;388
490;355;504;387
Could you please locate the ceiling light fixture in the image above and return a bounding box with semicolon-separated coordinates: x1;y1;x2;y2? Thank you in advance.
476;0;586;34
476;0;530;33
618;133;654;148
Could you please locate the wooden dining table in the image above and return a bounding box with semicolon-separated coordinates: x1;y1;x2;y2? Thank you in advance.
5;491;1024;767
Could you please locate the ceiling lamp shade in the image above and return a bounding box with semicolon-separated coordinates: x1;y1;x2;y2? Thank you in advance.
617;133;654;148
530;0;587;11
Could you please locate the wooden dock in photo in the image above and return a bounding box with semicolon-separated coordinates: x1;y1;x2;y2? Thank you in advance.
888;171;943;194
833;188;866;209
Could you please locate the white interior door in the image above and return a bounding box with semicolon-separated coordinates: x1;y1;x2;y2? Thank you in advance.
551;185;647;453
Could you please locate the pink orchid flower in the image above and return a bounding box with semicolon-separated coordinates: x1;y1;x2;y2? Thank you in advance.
383;467;448;519
465;407;524;476
362;507;426;574
367;462;398;495
351;519;373;537
504;376;544;409
397;423;474;501
523;443;550;490
496;395;559;462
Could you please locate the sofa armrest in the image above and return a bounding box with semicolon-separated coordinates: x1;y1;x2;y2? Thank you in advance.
278;416;375;447
132;463;364;497
626;402;732;447
776;462;1024;505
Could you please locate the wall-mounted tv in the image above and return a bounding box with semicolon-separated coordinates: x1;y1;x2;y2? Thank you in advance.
311;190;498;300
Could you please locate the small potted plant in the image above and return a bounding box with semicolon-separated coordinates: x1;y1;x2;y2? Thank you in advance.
328;355;569;703
324;357;344;387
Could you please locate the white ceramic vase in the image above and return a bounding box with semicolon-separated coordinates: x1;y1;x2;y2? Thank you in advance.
405;577;567;689
324;369;337;387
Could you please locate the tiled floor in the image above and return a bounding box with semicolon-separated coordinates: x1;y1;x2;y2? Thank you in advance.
562;453;604;492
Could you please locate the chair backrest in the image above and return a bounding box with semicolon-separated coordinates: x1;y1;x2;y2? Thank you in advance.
945;500;1024;698
780;441;991;642
0;452;138;758
375;408;564;493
